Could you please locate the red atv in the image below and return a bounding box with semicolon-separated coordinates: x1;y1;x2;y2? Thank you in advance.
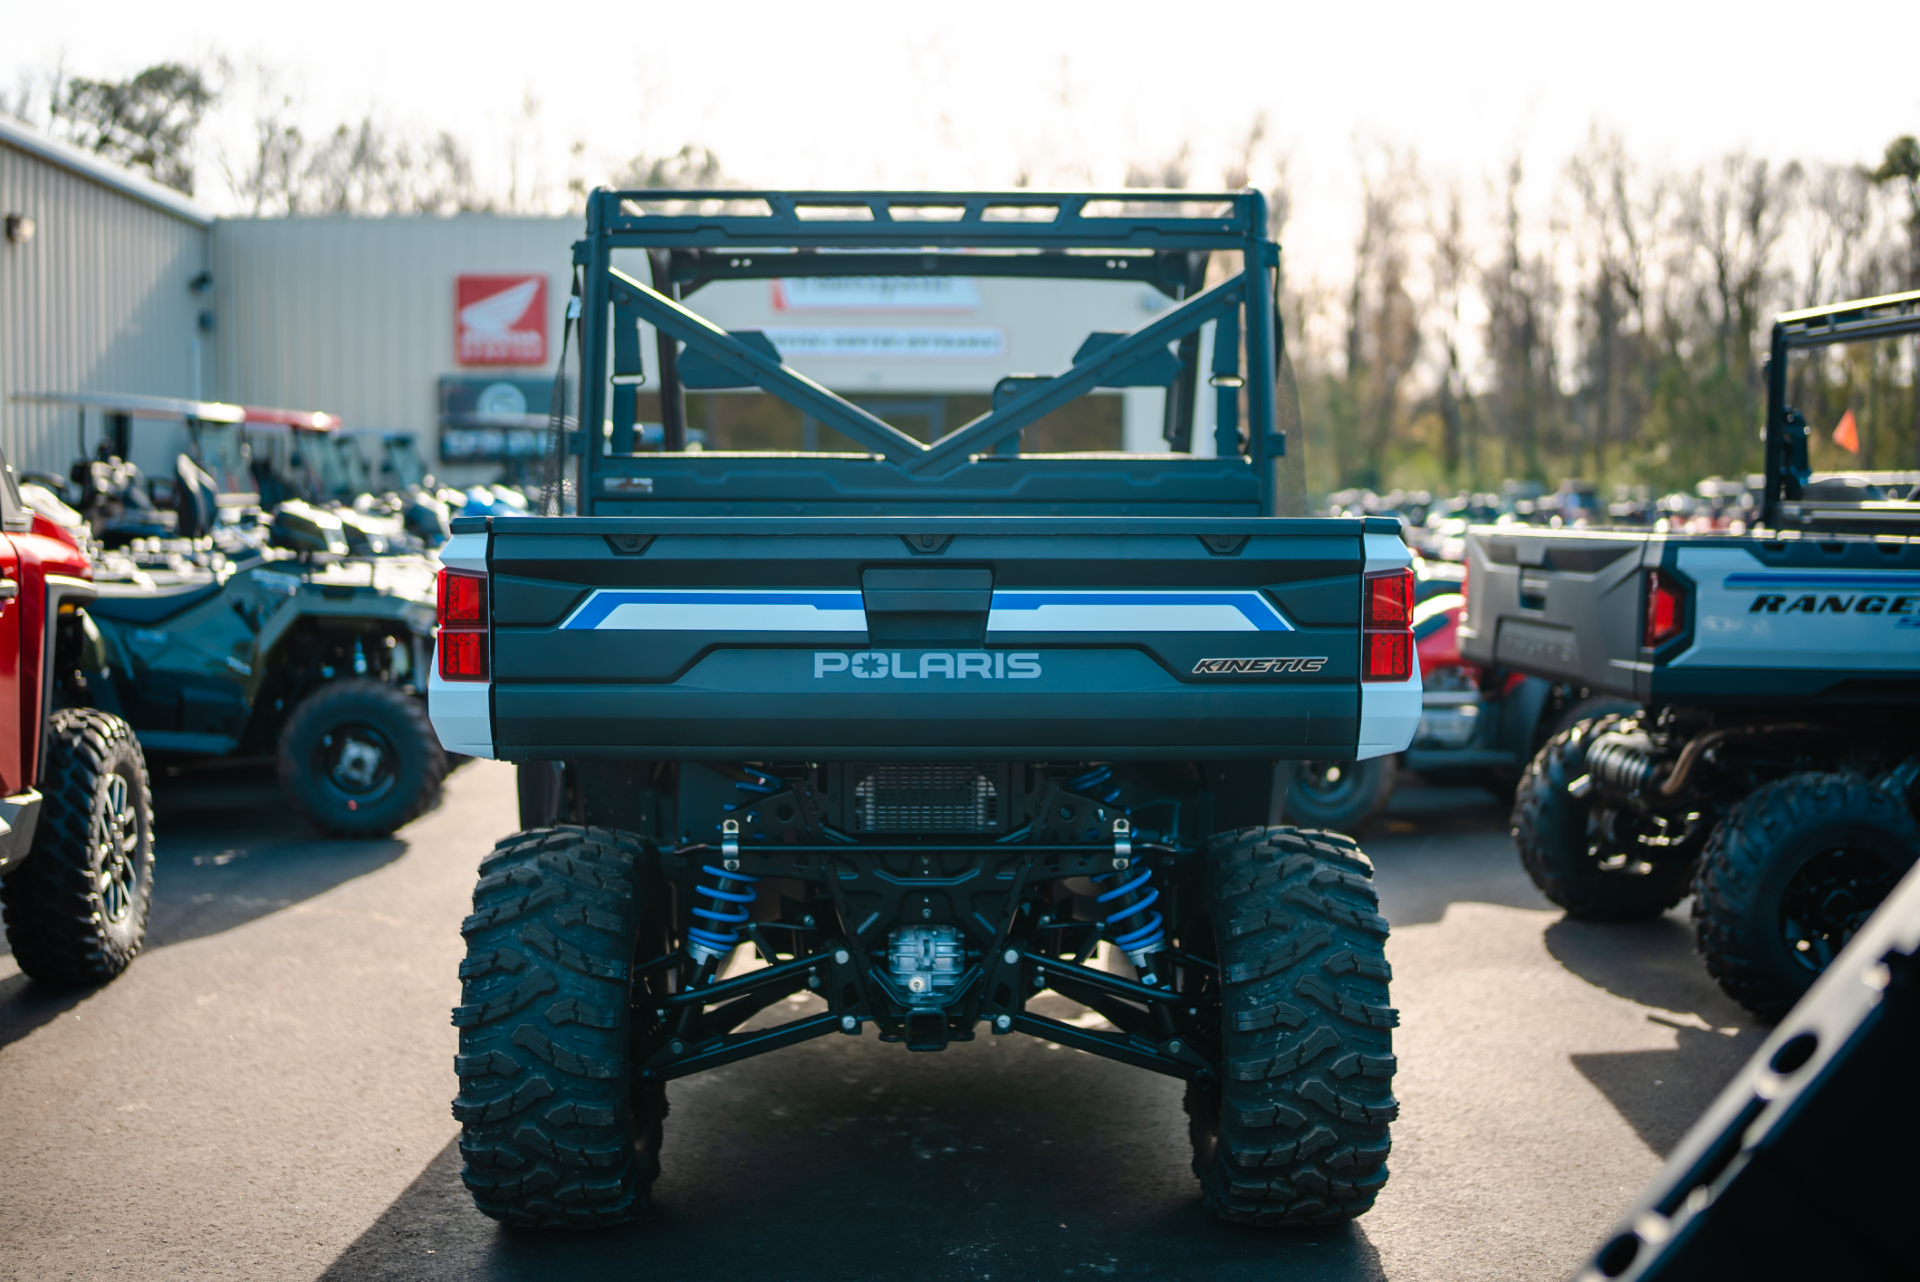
0;453;156;983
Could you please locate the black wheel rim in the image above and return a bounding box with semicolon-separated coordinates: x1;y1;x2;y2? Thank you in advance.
1297;760;1364;808
1779;847;1900;972
94;768;143;924
314;720;400;801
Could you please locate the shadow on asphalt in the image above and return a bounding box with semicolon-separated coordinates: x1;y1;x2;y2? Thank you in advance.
1361;784;1546;928
1545;914;1768;1157
0;972;96;1051
319;1029;1387;1282
1;764;413;1046
139;765;413;951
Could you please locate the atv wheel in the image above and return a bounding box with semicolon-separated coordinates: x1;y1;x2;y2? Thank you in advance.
1543;695;1639;745
0;709;154;983
1693;772;1920;1020
278;679;446;837
1283;757;1396;835
1512;714;1699;920
1185;825;1397;1227
454;826;668;1228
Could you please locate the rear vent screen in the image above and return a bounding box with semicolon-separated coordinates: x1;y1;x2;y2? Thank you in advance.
848;764;1007;833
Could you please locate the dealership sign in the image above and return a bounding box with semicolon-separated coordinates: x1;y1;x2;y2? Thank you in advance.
763;327;1005;358
456;274;548;366
772;276;980;311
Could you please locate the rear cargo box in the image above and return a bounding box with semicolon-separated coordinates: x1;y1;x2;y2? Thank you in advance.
462;516;1417;761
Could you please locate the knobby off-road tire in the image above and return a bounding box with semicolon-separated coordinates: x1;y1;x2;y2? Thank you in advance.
1185;826;1398;1226
1283;758;1397;836
0;709;154;983
1543;695;1640;745
278;678;446;838
1694;773;1920;1020
1512;714;1697;921
453;826;668;1228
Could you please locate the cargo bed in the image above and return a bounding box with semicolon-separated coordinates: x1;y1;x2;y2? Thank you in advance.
431;515;1419;761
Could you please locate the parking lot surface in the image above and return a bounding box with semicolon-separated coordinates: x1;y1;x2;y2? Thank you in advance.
0;763;1767;1281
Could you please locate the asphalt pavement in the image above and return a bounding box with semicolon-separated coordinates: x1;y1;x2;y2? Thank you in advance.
0;764;1768;1282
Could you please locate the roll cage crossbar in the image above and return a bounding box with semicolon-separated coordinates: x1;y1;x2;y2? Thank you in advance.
1761;288;1920;530
568;189;1288;500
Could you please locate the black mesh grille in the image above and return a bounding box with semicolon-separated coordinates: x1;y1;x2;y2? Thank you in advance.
850;764;1003;833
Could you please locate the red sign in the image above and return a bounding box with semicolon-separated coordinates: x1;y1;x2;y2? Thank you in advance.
456;274;548;366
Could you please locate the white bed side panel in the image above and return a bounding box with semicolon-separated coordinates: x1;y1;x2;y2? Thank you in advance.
438;532;489;575
428;654;494;758
1357;674;1422;760
1364;532;1412;575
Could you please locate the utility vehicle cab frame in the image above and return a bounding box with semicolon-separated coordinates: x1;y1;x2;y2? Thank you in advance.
559;188;1299;516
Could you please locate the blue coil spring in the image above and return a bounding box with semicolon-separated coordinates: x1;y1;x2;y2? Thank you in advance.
1069;765;1112;791
687;864;761;954
1067;764;1123;806
1094;865;1164;955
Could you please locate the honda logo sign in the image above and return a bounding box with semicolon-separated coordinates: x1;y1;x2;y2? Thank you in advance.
456;274;548;366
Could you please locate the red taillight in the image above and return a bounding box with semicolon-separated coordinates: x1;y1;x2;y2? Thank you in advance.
439;630;488;680
1364;631;1413;682
1644;569;1685;649
437;568;489;681
438;569;487;626
1362;568;1416;683
1365;569;1414;628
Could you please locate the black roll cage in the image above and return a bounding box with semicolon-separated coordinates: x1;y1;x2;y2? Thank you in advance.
566;189;1292;511
1761;288;1920;530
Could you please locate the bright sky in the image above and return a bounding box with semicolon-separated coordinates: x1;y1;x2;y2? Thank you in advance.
10;0;1919;288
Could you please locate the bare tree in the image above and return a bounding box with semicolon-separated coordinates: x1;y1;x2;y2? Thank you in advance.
1869;136;1920;464
1428;182;1471;477
1482;158;1562;481
607;144;731;190
1566;131;1664;481
1340;146;1423;488
1124;143;1193;192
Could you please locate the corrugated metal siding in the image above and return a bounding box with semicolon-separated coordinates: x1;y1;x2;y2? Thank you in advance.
0;136;209;478
212;217;575;451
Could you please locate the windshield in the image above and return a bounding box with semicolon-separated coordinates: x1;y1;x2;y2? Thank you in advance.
188;423;255;495
599;243;1256;463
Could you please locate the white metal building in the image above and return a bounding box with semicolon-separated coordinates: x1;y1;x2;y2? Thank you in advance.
0;117;211;479
4;124;1212;486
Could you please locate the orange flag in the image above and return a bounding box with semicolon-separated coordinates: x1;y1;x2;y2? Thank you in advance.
1833;408;1860;454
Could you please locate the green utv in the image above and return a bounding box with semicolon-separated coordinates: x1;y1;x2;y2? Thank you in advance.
436;189;1416;1229
12;393;449;838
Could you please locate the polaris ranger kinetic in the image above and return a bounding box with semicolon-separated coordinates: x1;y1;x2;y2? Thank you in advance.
1461;289;1920;1018
430;189;1418;1228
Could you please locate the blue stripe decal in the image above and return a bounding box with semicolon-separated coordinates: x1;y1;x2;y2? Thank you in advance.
563;588;1294;633
563;589;868;632
986;590;1292;633
1723;573;1920;590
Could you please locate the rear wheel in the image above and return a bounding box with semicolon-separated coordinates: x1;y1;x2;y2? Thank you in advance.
1282;757;1397;836
0;709;154;983
1185;826;1398;1226
454;825;670;1228
278;678;446;837
1512;715;1700;921
1694;773;1919;1019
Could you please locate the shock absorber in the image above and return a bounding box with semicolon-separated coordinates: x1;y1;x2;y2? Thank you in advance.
687;818;760;968
1093;818;1167;985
